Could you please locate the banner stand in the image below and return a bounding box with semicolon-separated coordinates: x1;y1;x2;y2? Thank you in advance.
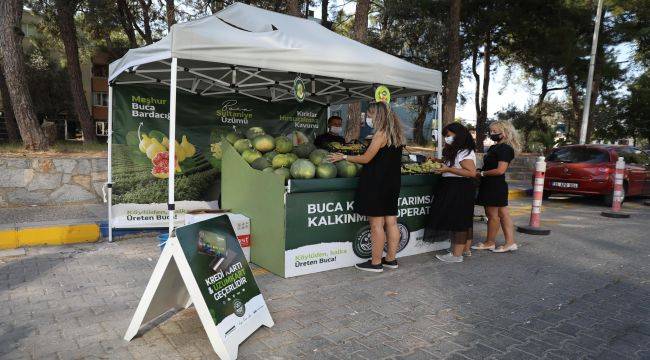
125;217;274;360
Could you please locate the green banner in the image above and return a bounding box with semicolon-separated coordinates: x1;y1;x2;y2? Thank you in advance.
175;216;261;327
110;84;327;206
285;185;434;253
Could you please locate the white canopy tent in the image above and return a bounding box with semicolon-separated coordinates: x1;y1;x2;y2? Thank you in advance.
107;2;443;241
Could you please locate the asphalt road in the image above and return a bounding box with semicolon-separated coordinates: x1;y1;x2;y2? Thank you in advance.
0;196;648;360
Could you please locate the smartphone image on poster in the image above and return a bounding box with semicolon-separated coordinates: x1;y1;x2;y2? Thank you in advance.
197;230;236;272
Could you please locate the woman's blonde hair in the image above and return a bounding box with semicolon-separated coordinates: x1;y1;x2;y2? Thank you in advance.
490;120;522;153
367;102;405;147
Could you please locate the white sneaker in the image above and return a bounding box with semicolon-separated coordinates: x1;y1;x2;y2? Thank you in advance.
491;244;518;253
436;253;463;263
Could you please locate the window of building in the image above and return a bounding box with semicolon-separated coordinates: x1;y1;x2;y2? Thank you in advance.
92;64;108;78
95;121;108;136
93;92;108;107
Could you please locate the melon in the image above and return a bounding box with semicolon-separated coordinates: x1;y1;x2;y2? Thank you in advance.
262;167;274;173
290;159;316;179
316;162;337;179
242;149;262;164
274;167;291;182
251;157;271;170
287;131;310;145
263;151;278;161
293;143;316;159
233;139;252;154
272;154;292;169
252;134;275;153
246;127;265;140
286;153;299;165
275;136;293;154
336;160;358;178
226;132;243;145
309;149;329;166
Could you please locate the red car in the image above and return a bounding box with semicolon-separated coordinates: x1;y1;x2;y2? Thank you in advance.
542;145;650;205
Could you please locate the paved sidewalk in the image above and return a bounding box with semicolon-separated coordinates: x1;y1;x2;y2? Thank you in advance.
1;197;649;360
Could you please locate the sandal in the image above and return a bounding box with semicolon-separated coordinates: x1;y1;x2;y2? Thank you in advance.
471;243;495;251
492;244;518;253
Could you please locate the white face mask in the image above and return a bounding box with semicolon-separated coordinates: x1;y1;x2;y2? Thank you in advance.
444;136;455;145
330;126;342;135
365;117;373;128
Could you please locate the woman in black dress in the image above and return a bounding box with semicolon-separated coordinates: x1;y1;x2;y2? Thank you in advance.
328;102;404;272
474;120;521;253
424;123;477;263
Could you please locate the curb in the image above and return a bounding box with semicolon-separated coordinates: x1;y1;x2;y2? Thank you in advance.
508;188;531;200
0;224;100;250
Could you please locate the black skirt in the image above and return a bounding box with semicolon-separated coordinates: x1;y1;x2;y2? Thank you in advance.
354;146;402;217
424;177;475;240
477;176;509;207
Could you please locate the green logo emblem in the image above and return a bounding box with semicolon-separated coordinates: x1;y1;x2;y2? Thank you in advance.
293;77;306;103
233;299;245;317
374;85;391;104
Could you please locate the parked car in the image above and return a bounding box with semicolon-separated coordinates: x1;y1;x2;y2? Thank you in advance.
541;145;650;205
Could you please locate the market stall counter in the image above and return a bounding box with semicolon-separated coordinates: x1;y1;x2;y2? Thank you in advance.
221;142;447;278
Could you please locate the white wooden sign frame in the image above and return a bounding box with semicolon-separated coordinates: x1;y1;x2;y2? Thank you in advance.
124;236;274;360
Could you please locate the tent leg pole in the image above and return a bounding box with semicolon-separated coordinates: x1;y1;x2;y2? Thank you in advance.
436;92;443;159
107;85;114;243
168;58;178;238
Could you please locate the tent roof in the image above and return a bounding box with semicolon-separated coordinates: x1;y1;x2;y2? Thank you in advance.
109;3;441;105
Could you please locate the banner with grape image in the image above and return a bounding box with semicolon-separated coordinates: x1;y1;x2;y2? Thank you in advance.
111;84;327;228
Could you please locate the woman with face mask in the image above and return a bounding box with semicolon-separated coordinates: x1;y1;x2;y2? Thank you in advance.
328;102;405;272
473;120;522;253
423;123;477;263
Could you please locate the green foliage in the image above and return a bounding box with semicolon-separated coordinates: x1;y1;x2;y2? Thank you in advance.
113;168;220;203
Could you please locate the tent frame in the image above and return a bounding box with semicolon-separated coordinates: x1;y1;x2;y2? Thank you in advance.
106;58;443;242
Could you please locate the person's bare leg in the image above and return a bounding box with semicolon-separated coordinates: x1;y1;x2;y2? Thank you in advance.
498;206;516;246
463;228;473;253
451;231;467;257
369;216;386;265
484;206;500;247
384;216;399;261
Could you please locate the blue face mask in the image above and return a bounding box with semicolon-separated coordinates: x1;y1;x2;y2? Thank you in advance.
444;136;455;145
365;117;373;128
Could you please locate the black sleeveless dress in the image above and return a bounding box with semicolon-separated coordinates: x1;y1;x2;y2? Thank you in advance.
353;145;402;217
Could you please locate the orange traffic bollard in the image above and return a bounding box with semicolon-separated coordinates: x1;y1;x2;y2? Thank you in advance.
517;156;551;235
602;157;631;218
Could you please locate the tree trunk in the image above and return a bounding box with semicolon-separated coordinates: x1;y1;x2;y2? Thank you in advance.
135;0;153;44
286;0;302;17
413;95;431;145
537;67;550;106
344;0;371;142
321;0;330;28
116;0;138;47
566;71;581;140
0;65;20;141
442;0;461;126
477;35;491;152
0;0;48;150
55;0;97;143
166;0;176;29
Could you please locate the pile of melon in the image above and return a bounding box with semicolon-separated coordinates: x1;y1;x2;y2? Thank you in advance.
225;128;360;182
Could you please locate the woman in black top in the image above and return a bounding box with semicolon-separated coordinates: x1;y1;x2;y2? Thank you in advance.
329;102;404;273
474;120;521;253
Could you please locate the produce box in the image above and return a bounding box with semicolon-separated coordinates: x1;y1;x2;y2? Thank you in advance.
185;211;251;261
221;142;448;278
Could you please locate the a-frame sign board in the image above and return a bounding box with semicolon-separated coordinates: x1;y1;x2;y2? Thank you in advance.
124;216;274;360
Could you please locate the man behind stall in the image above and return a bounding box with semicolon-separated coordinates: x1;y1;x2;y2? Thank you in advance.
315;116;345;148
